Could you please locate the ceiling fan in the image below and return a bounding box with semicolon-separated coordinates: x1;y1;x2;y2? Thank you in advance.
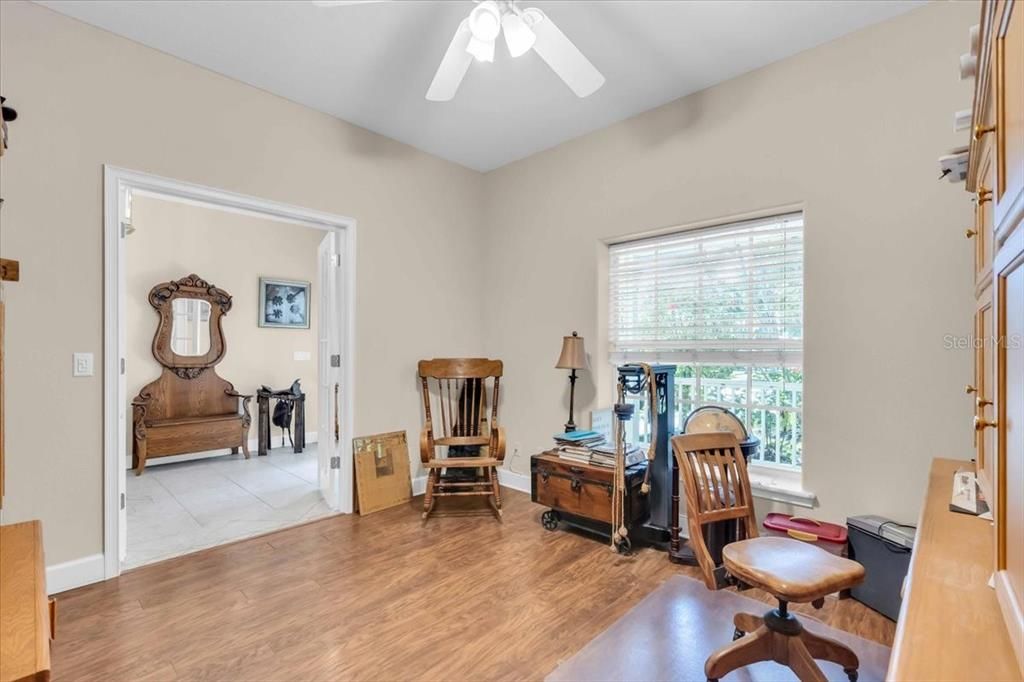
312;0;605;102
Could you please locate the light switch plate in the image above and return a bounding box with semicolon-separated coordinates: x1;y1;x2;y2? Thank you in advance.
73;352;94;377
294;351;311;361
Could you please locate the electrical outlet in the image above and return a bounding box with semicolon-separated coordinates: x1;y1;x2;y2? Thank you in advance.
73;352;94;377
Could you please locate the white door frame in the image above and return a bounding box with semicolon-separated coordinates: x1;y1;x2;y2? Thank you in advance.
102;165;357;580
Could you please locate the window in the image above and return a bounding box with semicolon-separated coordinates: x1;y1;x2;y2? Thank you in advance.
609;212;804;468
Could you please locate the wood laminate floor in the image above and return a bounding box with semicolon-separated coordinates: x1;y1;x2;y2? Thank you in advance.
52;489;895;681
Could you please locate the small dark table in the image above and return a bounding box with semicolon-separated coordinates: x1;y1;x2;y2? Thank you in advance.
257;385;306;456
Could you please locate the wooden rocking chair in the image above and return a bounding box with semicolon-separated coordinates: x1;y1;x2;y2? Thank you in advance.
418;358;506;520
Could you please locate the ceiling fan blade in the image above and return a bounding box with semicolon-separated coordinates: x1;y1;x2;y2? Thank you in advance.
523;8;604;98
426;20;473;102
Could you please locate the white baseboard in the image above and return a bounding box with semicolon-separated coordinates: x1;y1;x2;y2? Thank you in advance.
47;553;105;595
410;467;531;497
498;467;531;493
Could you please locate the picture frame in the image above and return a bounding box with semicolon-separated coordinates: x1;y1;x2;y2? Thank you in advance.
258;277;310;329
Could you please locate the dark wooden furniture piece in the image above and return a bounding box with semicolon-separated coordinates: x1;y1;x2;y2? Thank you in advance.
257;383;305;456
1;521;55;682
672;433;866;682
132;275;252;475
418;358;505;519
531;451;649;543
1;257;18;509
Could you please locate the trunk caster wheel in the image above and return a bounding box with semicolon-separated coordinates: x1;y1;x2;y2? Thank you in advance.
615;536;632;554
541;510;560;531
732;628;745;641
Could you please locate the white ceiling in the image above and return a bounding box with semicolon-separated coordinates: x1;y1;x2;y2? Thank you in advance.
37;0;925;171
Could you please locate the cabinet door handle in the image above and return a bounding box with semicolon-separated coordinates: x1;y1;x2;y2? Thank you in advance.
976;396;993;408
977;187;993;204
974;416;998;431
570;478;582;492
966;384;977;394
974;124;996;141
966;228;978;239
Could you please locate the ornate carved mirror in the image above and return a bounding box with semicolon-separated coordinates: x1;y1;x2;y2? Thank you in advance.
170;298;211;356
148;274;231;376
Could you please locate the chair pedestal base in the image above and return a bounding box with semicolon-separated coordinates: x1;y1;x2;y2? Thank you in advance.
706;605;859;682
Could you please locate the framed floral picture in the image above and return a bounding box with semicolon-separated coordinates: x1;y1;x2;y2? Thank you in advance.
258;277;310;329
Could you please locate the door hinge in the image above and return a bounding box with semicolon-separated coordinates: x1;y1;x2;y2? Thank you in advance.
330;354;341;368
120;492;126;510
330;456;341;470
333;253;342;267
120;221;135;238
120;358;126;375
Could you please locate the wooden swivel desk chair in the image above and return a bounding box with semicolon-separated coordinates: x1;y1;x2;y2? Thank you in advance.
418;358;506;520
671;433;866;682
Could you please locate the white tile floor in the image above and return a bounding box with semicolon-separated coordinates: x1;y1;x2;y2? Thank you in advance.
125;444;335;569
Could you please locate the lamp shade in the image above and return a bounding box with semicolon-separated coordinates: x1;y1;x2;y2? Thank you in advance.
556;331;588;370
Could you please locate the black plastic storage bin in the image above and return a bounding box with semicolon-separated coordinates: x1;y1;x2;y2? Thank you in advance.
846;515;916;620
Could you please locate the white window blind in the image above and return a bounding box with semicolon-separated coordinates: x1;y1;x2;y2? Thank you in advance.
609;212;804;366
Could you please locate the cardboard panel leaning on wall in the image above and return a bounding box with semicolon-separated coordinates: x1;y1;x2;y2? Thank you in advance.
127;195;324;445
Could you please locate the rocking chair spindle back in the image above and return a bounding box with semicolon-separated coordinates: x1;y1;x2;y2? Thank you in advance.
417;358;505;520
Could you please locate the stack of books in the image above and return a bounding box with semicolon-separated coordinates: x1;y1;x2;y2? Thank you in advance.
590;443;645;469
553;430;606;464
553;430;646;469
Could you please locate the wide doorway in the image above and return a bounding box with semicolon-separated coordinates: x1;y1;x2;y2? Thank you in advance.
104;168;356;574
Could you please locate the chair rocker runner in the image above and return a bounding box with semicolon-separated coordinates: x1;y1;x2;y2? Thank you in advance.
672;432;866;682
418;358;506;520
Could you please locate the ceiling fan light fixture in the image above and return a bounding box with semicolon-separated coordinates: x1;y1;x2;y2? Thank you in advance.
466;35;495;63
501;11;535;58
521;7;544;30
468;1;502;42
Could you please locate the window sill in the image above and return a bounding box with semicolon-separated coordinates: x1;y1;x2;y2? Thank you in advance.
747;465;817;509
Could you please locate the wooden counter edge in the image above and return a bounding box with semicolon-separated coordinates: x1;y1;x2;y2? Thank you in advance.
886;458;1022;681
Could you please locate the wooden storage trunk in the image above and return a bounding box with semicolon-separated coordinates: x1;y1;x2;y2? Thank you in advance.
531;451;649;544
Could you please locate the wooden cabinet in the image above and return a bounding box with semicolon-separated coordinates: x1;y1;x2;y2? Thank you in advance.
0;521;53;682
994;226;1023;669
967;0;1024;673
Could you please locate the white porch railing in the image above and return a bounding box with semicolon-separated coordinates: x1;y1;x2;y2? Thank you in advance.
623;371;803;469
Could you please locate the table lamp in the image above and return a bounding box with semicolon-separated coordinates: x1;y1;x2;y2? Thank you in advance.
556;331;588;433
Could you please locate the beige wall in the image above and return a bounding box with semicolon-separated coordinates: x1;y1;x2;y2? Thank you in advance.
0;0;485;564
481;1;978;526
0;0;979;568
127;195;325;448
